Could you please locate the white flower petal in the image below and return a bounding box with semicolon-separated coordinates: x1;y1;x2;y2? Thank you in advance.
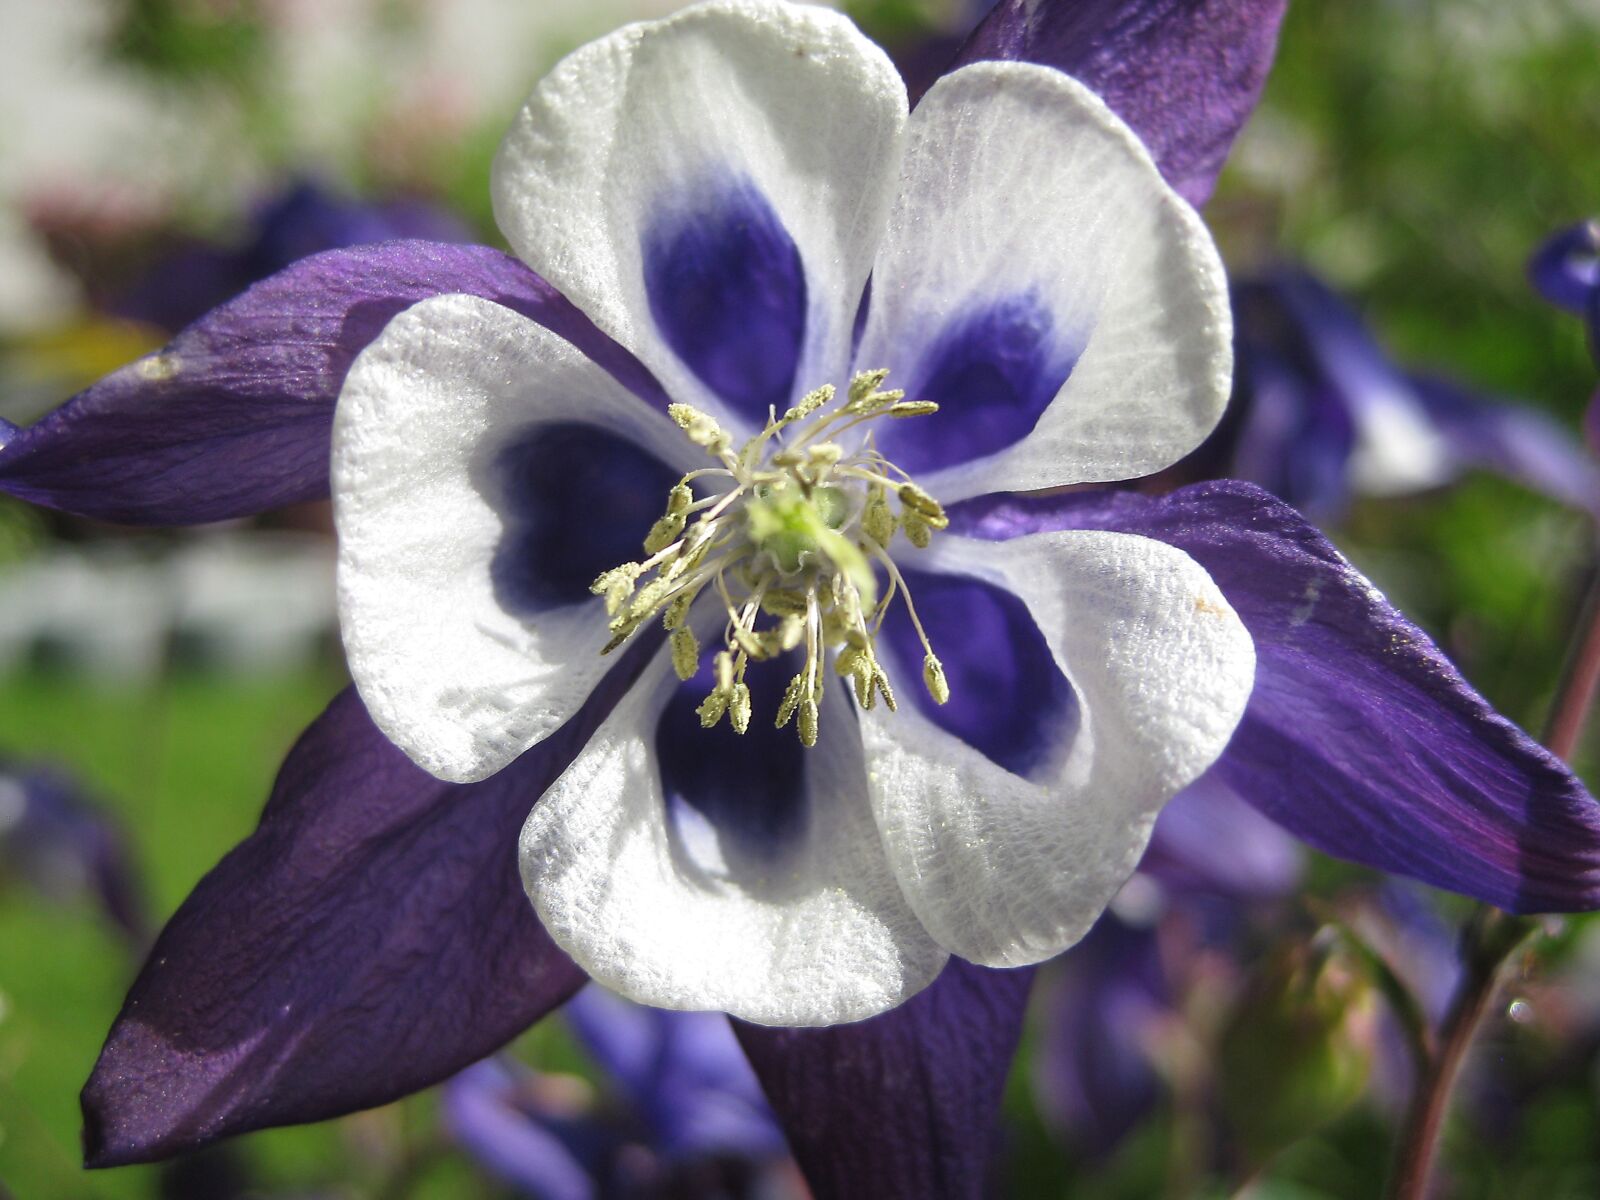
862;531;1255;966
856;61;1232;500
333;293;694;783
491;0;906;431
519;645;948;1026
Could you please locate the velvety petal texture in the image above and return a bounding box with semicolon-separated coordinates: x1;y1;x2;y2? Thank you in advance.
952;0;1289;207
334;293;693;783
519;647;948;1026
491;0;906;429
862;530;1254;966
78;668;663;1166
858;61;1231;499
0;242;661;525
950;482;1600;911
734;959;1034;1200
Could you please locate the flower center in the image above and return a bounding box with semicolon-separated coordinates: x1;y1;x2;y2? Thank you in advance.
592;368;950;746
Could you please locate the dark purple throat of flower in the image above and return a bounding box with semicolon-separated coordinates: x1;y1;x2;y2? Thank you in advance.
592;369;951;746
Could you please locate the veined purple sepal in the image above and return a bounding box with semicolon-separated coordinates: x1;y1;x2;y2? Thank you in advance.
949;481;1600;913
79;648;655;1167
949;0;1288;207
733;959;1034;1200
1;241;664;525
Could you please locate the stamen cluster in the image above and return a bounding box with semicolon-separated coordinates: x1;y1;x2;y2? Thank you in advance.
591;369;951;746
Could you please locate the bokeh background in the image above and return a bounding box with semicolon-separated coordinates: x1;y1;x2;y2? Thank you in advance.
2;0;1599;1196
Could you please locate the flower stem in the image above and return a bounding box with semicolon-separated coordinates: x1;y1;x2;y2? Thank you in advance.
1382;909;1537;1200
1544;567;1600;761
1382;561;1600;1197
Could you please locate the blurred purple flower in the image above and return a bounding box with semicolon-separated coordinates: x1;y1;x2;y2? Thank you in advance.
1528;221;1600;452
1033;916;1169;1160
443;987;795;1199
1033;774;1304;1158
1529;220;1600;319
109;179;472;336
1182;267;1600;521
4;4;1600;1198
0;761;147;945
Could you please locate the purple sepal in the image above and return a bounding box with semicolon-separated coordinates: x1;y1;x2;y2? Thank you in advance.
1527;220;1600;315
950;0;1288;207
950;481;1600;912
110;179;476;335
0;241;664;525
733;959;1034;1200
1408;372;1600;516
77;652;663;1166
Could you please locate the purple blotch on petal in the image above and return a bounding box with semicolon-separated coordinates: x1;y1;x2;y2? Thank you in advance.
734;958;1034;1200
644;177;807;425
877;292;1080;475
1527;220;1600;315
488;423;679;614
657;653;808;859
880;568;1077;778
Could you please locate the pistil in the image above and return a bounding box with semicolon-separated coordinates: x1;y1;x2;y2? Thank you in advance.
592;368;951;745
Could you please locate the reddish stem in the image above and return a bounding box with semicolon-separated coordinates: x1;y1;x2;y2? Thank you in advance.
1384;564;1600;1199
1545;570;1600;761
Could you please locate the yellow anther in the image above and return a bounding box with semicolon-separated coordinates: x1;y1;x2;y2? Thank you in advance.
872;663;898;712
888;401;939;418
902;511;932;548
775;675;805;729
644;512;686;555
663;594;693;631
923;653;949;705
862;487;896;547
729;682;752;734
848;368;891;403
897;483;946;522
780;384;834;426
797;698;820;747
697;689;730;728
670;626;700;681
668;402;709;429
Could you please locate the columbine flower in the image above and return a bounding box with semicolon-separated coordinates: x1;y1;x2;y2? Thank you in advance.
328;0;1257;1026
1529;220;1600;449
1176;267;1600;521
4;1;1599;1193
